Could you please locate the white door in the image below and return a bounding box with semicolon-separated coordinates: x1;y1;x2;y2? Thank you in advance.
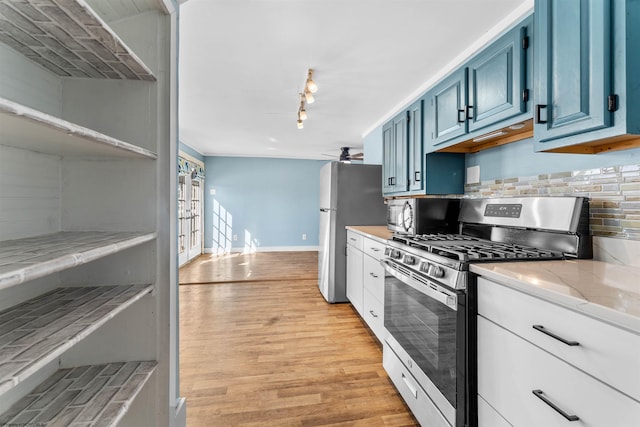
188;179;202;260
178;174;203;266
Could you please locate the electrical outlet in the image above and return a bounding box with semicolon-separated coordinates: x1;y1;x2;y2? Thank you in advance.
233;234;238;241
302;234;307;240
210;188;216;195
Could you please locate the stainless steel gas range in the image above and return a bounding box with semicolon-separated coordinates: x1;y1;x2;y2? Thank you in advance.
381;197;591;427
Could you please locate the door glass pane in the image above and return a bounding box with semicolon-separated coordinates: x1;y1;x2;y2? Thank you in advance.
178;176;186;254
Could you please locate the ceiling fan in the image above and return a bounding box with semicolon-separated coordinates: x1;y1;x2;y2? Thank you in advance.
322;147;364;162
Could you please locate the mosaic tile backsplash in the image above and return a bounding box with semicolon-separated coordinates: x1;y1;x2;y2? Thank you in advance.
465;164;640;240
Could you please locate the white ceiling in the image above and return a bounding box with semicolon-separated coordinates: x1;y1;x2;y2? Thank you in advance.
178;0;532;160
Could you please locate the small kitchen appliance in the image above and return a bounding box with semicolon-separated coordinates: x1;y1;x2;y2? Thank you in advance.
381;196;591;427
386;198;460;235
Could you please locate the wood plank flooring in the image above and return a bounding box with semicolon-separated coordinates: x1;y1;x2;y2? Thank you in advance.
179;252;418;426
179;252;318;284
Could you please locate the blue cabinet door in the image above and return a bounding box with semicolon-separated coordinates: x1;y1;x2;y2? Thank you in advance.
408;100;424;192
382;121;395;194
534;0;612;143
392;112;408;192
425;68;468;149
468;17;529;132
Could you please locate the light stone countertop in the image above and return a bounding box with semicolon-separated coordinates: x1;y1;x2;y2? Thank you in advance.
471;260;640;334
345;226;392;243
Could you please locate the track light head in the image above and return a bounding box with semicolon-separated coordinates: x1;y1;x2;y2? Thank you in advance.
304;91;315;104
299;108;307;120
297;119;304;129
306;69;318;93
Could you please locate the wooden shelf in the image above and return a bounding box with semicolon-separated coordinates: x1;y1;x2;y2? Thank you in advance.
0;232;157;290
0;98;157;159
0;284;153;397
0;0;155;81
0;360;157;426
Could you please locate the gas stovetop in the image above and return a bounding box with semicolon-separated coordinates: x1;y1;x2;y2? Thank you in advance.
391;233;563;263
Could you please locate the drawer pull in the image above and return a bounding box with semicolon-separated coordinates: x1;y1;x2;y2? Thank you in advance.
369;272;379;278
401;372;418;399
532;389;579;422
349;237;357;242
370;247;381;252
369;310;378;318
532;325;580;346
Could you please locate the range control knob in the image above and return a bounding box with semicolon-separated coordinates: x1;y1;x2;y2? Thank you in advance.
428;264;445;278
391;250;403;260
403;255;416;265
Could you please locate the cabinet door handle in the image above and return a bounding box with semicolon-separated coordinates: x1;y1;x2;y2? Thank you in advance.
457;108;466;123
532;390;579;421
414;171;421;182
466;105;473;120
369;272;378;278
369;310;378;318
532;325;579;346
536;104;548;124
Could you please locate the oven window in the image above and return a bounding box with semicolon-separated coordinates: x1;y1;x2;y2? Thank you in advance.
384;275;458;406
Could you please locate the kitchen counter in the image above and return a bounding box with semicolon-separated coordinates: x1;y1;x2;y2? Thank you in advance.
471;260;640;334
345;226;392;243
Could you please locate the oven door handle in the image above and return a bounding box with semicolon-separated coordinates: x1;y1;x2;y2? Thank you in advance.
381;258;458;311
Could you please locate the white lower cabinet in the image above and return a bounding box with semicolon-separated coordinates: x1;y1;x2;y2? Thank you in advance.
477;395;511;427
476;277;640;427
345;229;388;342
346;243;364;316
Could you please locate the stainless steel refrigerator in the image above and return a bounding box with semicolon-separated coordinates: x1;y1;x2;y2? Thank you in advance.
318;161;387;303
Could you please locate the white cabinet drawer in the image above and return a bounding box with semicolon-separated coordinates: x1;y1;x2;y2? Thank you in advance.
477;277;640;401
363;289;386;342
383;343;450;427
363;238;385;260
478;315;640;427
478;394;511;427
346;230;364;250
363;253;384;302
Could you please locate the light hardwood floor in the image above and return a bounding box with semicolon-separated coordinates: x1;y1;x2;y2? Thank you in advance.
180;252;418;426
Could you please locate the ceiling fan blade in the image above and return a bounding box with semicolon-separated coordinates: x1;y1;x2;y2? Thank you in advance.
351;152;364;159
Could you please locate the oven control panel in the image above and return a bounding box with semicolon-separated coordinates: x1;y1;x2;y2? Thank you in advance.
484;203;522;218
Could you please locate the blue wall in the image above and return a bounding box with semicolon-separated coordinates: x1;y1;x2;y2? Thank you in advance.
466;138;640;181
363;125;383;165
204;156;328;252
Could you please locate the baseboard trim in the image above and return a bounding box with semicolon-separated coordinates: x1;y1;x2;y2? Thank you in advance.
170;397;187;427
204;246;319;254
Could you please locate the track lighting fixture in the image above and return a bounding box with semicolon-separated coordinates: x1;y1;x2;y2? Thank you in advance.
296;68;318;128
306;69;318;93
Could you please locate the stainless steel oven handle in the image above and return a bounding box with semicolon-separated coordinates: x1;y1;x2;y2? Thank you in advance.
381;258;457;311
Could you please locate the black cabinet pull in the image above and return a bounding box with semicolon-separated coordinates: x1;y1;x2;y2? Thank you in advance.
466;105;474;120
532;325;579;346
457;108;466;123
536;104;548;124
369;310;378;318
532;390;580;421
414;171;421;182
390;177;395;186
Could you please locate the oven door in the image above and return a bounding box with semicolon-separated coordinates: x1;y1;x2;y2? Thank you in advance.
382;258;467;427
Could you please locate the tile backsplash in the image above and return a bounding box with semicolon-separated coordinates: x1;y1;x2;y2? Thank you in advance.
465;164;640;240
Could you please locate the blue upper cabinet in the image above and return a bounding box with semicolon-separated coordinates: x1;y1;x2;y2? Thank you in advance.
468;16;529;133
534;0;611;144
408;100;424;192
382;98;464;196
533;0;640;153
425;68;468;149
425;16;533;153
382;112;408;195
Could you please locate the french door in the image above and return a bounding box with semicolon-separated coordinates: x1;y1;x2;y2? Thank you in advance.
178;174;203;266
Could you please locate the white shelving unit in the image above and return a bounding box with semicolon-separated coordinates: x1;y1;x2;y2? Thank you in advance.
0;0;179;425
